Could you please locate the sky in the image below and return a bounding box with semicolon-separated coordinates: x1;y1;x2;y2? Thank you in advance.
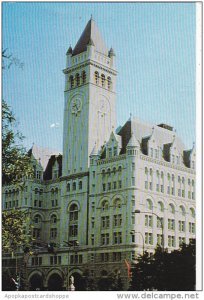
2;2;196;152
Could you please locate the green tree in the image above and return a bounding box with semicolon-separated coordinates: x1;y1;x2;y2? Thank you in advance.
130;242;196;291
2;99;33;185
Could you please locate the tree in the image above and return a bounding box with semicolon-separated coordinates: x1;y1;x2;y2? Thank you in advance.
2;209;33;253
2;99;34;185
129;241;196;291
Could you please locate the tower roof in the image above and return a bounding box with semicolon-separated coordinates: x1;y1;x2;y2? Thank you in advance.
72;18;108;56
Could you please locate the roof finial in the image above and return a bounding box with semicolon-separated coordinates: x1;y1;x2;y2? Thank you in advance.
90;14;93;20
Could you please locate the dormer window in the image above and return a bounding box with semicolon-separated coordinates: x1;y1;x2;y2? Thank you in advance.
113;146;117;156
36;171;42;180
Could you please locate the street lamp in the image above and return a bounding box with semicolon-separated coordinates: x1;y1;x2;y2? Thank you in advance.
130;230;145;255
134;210;164;251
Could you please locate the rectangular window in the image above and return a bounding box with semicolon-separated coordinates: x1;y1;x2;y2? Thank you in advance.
113;214;122;227
102;183;106;192
149;182;152;190
113;181;117;189
182;190;185;198
167;186;170;194
113;232;122;244
156;184;159;192
118;181;122;189
69;225;78;237
145;181;148;190
168;219;175;230
145;233;153;245
178;189;181;197
179;221;185;232
108;182;111;191
113;252;121;262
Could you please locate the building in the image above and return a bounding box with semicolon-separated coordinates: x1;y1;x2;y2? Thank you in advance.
2;17;196;291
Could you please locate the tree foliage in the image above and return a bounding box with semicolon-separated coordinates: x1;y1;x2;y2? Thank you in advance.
129;241;196;291
2;209;33;253
2;99;34;185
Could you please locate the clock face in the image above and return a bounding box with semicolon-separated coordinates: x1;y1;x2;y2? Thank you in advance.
71;98;82;116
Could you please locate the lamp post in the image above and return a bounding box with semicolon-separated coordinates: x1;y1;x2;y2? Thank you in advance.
130;230;145;255
63;240;79;291
134;210;164;252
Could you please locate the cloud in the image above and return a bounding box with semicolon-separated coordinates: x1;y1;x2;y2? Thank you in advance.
50;122;60;128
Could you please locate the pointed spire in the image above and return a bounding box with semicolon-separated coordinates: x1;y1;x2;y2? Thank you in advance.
66;45;72;55
90;143;98;157
127;132;140;148
72;18;108;56
109;47;116;57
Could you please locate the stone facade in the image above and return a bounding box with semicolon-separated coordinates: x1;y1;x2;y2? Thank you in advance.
2;18;196;291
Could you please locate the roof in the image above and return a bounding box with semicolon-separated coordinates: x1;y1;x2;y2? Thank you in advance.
28;144;61;171
72;18;108;56
127;133;140;148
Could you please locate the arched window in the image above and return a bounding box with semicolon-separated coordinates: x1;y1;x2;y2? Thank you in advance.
180;205;186;216
169;203;175;214
73;182;76;191
114;199;122;209
101;74;105;87
79;181;82;190
101;200;109;211
145;167;148;175
118;165;122;172
51;214;57;224
82;71;86;84
69;75;74;89
95;71;99;85
113;167;116;174
75;73;80;86
69;204;78;221
158;201;164;212
69;204;78;239
190;207;195;218
34;214;42;224
107;76;112;90
67;182;71;192
146;199;153;210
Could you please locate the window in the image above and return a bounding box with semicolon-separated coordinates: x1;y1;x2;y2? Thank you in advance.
73;182;76;191
118;180;122;189
157;217;163;228
145;233;153;245
101;233;109;245
107;76;112;90
145;215;153;227
168;219;175;230
132;177;135;186
101;253;109;262
79;181;82;190
70;75;74;88
101;74;105;87
82;71;86;84
75;73;80;86
102;183;106;192
69;204;78;221
50;256;61;265
51;214;57;224
178;221;185;232
95;71;99;84
69;225;78;237
108;182;111;191
113;147;117;156
101;201;109;211
169;203;175;214
189;222;195;234
190;208;195;218
101;216;110;229
113;214;122;227
158;201;164;212
113;232;122;244
180;206;186;216
146;199;153;210
168;235;175;247
50;228;57;239
67;182;71;192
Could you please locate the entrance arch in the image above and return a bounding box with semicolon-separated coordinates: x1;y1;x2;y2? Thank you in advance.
29;273;43;291
48;273;63;291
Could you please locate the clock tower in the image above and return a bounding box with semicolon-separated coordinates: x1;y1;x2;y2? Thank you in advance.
62;17;117;175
